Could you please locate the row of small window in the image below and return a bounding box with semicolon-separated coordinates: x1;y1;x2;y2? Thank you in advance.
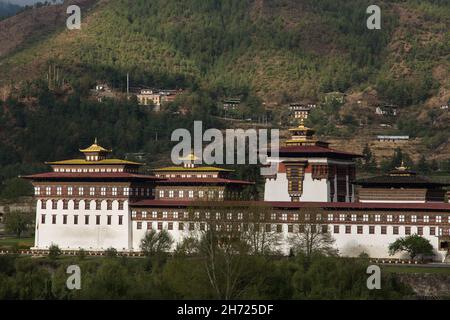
53;167;137;173
35;186;151;197
41;199;125;210
267;212;450;224
41;214;124;225
325;213;450;224
132;211;246;220
156;174;218;178
157;189;224;199
136;222;444;236
132;211;450;224
335;225;440;236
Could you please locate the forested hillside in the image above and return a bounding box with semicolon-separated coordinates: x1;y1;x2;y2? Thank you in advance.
0;0;449;197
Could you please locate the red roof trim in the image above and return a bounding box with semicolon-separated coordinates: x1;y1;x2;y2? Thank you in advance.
277;145;362;158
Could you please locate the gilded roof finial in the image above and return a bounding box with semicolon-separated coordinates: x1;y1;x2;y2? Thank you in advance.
94;137;98;145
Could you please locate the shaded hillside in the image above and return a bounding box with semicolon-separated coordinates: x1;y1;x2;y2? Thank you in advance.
0;2;21;20
0;0;448;161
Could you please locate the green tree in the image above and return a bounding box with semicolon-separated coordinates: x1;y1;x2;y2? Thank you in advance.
389;235;434;260
48;244;62;260
4;210;33;238
140;230;174;256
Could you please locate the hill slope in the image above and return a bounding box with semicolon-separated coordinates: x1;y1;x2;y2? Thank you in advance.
0;0;449;158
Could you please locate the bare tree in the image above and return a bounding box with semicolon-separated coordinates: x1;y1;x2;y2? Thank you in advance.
288;209;337;257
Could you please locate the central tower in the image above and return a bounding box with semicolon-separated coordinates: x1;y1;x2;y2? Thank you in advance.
263;120;361;202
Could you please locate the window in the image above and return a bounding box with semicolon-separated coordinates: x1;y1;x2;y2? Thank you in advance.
63;215;67;225
118;201;124;210
34;187;41;195
334;225;339;234
74;200;79;210
381;226;387;235
52;200;58;210
147;222;152;230
57;187;62;196
96;215;101;225
68;187;73;196
90;187;95;196
321;225;328;233
63;200;68;210
112;187;117;196
169;190;174;198
179;190;184;198
168;222;173;230
179;223;184;231
46;187;51;195
137;222;142;230
436;216;442;223
107;215;112;225
78;187;84;196
101;187;106;196
328;214;333;221
375;215;381;222
124;187;130;196
339;214;345;222
198;190;204;198
357;226;363;234
74;215;78;225
424;216;429;223
363;214;369;222
393;226;399;235
345;225;351;234
293;214;299;221
107;200;112;210
282;214;288;221
96;201;101;210
216;212;221;220
399;215;405;223
41;201;47;209
369;226;375;234
238;213;243;220
288;225;294;233
189;190;194;198
405;227;411;235
351;214;357;222
118;215;123;225
411;215;417;223
52;215;56;224
85;201;91;210
417;227;423;235
387;215;393;222
85;215;89;225
41;215;46;224
227;213;233;220
159;222;164;231
271;213;277;220
430;227;436;236
266;224;272;232
142;211;147;219
163;211;168;219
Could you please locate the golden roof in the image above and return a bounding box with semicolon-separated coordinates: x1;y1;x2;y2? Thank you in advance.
46;159;143;166
179;152;200;162
79;138;111;153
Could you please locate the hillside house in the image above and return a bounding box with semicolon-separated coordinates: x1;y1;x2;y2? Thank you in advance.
375;105;398;116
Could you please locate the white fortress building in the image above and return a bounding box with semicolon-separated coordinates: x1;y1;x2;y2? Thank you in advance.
23;132;450;262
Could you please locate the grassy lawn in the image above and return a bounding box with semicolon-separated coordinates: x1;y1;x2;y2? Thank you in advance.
382;265;450;275
0;237;34;249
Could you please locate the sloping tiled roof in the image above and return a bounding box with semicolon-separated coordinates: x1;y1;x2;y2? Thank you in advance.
274;145;362;159
355;175;450;187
